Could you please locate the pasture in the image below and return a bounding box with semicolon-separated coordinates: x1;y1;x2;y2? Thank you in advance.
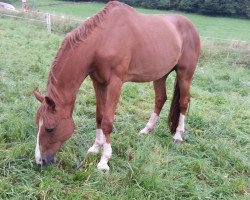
0;1;250;199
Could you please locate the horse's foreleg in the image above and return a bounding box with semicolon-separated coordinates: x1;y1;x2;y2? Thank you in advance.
97;75;122;171
140;76;167;134
87;80;106;154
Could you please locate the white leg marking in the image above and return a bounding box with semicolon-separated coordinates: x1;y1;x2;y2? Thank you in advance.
87;129;104;154
35;119;43;165
97;141;112;171
140;113;159;134
173;114;185;142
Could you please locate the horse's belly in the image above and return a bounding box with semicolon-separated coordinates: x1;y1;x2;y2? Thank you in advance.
124;63;175;82
124;29;181;82
124;50;179;82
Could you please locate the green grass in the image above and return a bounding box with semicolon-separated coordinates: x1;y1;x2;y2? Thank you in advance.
1;3;250;200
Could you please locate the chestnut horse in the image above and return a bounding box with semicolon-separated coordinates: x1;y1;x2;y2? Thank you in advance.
34;1;201;171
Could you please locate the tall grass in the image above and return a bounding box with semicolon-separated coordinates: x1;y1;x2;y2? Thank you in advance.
0;9;250;200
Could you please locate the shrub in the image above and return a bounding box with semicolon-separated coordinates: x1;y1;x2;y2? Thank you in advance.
178;0;201;12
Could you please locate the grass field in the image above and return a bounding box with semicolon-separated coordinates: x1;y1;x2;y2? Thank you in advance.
0;1;250;199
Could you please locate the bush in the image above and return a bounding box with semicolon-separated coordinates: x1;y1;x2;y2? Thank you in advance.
121;0;143;7
178;0;200;12
157;0;172;10
141;0;159;9
198;0;249;17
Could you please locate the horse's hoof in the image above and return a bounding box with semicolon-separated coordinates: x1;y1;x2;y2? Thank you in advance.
140;128;149;134
173;138;183;144
140;127;153;134
87;146;99;154
173;131;183;144
97;162;110;171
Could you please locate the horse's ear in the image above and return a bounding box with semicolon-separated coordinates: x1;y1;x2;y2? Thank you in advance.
45;96;56;111
33;89;44;103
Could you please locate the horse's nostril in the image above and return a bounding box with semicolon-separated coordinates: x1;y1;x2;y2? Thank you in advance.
43;154;56;165
42;159;47;165
36;160;43;167
52;157;57;164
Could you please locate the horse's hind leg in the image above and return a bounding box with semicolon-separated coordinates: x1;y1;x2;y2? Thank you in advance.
172;64;196;143
140;76;167;134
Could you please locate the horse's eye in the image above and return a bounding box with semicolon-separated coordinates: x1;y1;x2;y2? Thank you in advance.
45;128;54;133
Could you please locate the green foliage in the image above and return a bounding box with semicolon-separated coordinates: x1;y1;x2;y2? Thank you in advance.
199;0;240;16
121;0;143;7
141;0;159;9
178;0;200;12
157;0;172;10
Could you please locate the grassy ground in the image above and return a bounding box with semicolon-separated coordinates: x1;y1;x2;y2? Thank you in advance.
1;2;250;200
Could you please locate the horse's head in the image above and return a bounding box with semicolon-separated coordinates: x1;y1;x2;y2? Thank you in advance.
33;90;75;165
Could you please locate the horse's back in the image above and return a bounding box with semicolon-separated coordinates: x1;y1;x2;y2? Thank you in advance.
95;3;200;82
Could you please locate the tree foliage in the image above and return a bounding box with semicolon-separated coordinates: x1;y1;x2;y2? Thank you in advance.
69;0;250;18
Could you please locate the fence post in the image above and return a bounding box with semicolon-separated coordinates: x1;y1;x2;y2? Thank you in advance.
45;13;51;33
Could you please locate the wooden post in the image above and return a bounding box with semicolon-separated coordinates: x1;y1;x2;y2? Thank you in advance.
45;13;51;33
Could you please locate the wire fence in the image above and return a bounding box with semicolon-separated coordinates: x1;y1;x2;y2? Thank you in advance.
0;12;52;32
0;13;44;22
0;9;86;34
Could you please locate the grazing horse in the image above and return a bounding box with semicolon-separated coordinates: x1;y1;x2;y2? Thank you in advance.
34;1;201;171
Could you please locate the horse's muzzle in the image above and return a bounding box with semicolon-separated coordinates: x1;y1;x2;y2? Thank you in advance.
41;154;56;165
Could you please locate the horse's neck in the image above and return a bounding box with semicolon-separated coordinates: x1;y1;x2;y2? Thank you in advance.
47;72;88;116
47;44;93;115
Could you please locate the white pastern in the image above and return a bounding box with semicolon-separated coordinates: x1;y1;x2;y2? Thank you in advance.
97;142;112;171
140;112;159;134
173;114;185;142
35;119;43;165
87;129;104;154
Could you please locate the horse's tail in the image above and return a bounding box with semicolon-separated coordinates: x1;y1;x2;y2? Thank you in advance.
168;77;180;134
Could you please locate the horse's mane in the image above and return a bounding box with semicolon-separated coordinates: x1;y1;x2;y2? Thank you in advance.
46;1;130;102
62;1;130;47
69;1;114;46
